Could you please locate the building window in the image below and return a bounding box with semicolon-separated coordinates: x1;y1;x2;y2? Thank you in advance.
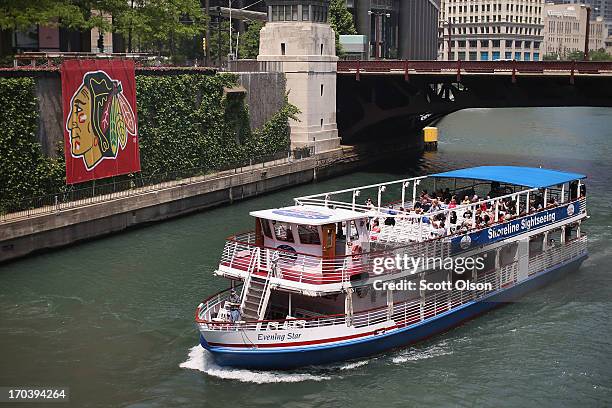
281;43;286;55
524;52;530;61
320;84;324;96
458;51;466;60
506;40;513;48
469;51;477;60
515;40;522;48
505;52;512;59
320;118;323;128
480;40;489;47
272;5;279;21
533;52;540;61
292;4;298;20
492;40;500;48
492;51;500;60
469;40;477;48
320;43;323;54
533;41;540;49
524;41;531;48
515;52;521;61
480;51;489;61
458;40;465;48
302;4;309;20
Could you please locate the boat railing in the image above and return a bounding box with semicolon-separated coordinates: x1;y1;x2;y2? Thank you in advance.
219;231;451;284
217;195;585;285
297;189;585;245
528;235;587;276
199;236;587;332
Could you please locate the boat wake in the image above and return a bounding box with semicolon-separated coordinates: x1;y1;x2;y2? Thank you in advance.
391;342;453;364
179;345;332;383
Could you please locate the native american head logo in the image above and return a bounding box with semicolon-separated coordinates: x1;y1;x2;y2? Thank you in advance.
66;70;137;170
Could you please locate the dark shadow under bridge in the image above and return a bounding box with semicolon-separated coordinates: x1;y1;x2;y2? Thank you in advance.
336;60;612;142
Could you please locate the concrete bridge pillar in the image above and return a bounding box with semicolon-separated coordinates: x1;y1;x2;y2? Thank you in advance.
257;0;340;152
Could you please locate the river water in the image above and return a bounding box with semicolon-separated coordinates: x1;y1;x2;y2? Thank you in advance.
1;107;611;407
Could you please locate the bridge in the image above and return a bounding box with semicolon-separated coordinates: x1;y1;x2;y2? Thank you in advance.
336;60;612;141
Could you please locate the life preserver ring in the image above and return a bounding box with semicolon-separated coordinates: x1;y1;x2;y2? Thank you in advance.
351;244;363;261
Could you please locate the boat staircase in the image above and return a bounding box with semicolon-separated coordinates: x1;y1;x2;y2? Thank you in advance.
239;250;273;321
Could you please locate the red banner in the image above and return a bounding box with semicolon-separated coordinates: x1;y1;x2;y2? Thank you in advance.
61;59;140;184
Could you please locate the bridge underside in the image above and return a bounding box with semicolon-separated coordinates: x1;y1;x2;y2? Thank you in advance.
337;73;612;142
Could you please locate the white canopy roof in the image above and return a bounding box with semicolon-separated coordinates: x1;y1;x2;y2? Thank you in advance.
250;205;366;226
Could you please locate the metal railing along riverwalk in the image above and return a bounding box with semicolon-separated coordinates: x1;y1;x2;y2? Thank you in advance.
1;149;315;223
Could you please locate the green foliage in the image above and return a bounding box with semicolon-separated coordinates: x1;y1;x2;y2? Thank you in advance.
136;73;294;174
0;73;295;213
589;48;612;61
0;0;206;57
208;20;232;64
0;77;64;212
113;0;206;55
237;20;264;59
543;53;560;61
328;0;356;55
567;50;585;61
0;0;126;31
543;49;612;61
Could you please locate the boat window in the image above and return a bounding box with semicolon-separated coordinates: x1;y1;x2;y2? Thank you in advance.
272;221;294;243
348;220;359;241
499;242;518;266
479;250;496;273
529;234;544;258
297;224;320;245
565;224;578;241
548;228;562;246
260;219;272;238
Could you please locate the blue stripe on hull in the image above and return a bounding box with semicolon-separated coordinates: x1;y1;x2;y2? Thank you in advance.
200;254;587;370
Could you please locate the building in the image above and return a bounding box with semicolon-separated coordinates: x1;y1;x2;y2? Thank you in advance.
3;11;120;56
258;0;340;152
549;0;612;33
543;3;606;57
438;0;545;61
346;0;439;60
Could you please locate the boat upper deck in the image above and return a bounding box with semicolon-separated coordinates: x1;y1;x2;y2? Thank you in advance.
215;166;587;294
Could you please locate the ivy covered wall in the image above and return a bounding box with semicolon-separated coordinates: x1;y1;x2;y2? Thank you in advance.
0;77;65;211
0;72;296;213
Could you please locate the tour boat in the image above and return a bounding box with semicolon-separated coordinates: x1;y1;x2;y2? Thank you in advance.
194;166;588;369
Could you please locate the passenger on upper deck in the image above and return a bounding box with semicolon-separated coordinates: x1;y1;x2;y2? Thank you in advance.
428;199;443;213
488;181;504;198
371;219;381;232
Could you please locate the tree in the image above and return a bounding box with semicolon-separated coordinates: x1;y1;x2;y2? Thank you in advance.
567;50;585;61
589;48;612;61
207;20;231;64
0;0;127;31
237;19;263;59
112;0;205;56
0;0;206;58
543;53;560;61
328;0;356;55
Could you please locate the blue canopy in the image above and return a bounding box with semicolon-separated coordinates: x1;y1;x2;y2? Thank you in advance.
431;166;586;188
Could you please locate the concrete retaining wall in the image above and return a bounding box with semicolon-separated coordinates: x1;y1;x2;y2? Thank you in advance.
237;72;286;130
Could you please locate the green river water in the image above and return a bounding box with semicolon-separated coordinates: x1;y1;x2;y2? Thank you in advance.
1;107;611;407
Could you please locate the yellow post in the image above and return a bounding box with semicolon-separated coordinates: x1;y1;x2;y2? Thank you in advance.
423;126;438;150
